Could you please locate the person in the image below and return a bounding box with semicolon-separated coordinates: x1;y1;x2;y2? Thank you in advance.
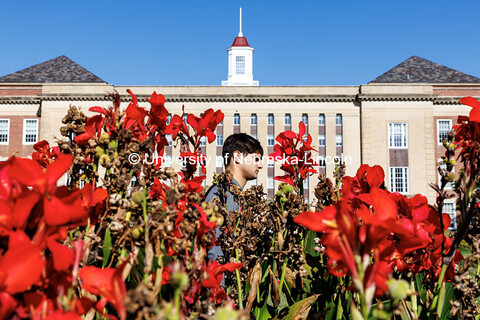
205;133;264;260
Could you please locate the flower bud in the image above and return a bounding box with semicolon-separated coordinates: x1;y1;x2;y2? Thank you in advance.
132;227;142;240
95;146;105;157
282;184;294;194
100;132;110;143
447;172;456;182
131;190;145;204
387;279;411;300
171;272;189;290
99;154;111;166
108;140;118;150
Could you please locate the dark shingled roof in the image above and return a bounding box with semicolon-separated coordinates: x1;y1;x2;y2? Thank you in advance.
370;56;480;84
0;56;105;83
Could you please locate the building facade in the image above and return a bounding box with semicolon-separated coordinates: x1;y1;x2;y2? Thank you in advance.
1;42;479;230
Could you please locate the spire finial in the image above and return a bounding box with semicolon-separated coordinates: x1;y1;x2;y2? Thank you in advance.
238;7;243;37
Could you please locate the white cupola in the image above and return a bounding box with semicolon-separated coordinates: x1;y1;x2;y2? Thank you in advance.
222;7;259;86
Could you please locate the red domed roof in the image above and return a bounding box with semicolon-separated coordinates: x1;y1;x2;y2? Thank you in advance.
231;36;250;47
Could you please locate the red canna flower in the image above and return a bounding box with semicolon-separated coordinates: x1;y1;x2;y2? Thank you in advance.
459;96;480;123
32;140;61;168
9;154;73;195
187;109;224;144
270;122;318;187
79;259;129;320
0;232;45;294
74;115;104;145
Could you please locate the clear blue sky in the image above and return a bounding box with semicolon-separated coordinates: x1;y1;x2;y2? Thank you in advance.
0;0;479;86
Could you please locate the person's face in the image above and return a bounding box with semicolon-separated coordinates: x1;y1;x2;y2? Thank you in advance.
239;152;263;180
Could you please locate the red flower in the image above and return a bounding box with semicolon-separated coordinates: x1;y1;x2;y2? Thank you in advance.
459;96;480;123
166;114;189;140
147;91;168;128
187;109;224;144
79;260;129;320
0;232;45;294
270;122;317;187
74;115;104;145
32;140;61;168
9;154;73;195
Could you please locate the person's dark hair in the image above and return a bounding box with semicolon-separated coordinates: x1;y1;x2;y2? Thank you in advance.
222;133;264;167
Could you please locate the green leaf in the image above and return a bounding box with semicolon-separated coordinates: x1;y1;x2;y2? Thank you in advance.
281;294;320;320
304;230;320;257
415;272;427;303
102;228;112;268
258;302;272;320
439;282;455;320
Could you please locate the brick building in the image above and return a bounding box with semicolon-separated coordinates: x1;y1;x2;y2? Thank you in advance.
1;52;479;229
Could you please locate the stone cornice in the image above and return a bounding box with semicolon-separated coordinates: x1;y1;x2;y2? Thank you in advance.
357;94;434;102
0;97;41;104
120;94;357;103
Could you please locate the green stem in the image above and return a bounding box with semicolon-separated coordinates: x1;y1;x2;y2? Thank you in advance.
278;257;288;293
411;278;418;317
431;264;448;313
235;248;243;309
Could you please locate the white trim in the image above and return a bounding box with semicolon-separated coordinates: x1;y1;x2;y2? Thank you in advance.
336;135;343;146
0;119;10;145
268;114;274;125
389;167;409;194
318;134;326;146
318;114;325;126
250;113;257;125
437;119;452;145
23;118;38;145
267;134;274;146
388;122;408;149
335;114;342;126
267;176;274;189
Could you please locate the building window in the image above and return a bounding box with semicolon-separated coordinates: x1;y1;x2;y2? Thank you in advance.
234;113;240;126
217;134;223;146
318;114;325;125
23;119;38;144
267;158;274;167
268;134;274;146
268;114;274;125
284;114;291;126
166;134;172;146
318;156;326;167
164;155;173;167
437;119;452;145
302;113;308;126
318;134;326;147
250;179;257;187
336;114;342;125
390;167;409;194
200;136;206;146
303;176;309;189
251;134;257;140
388;123;408;148
216;156;223;167
183;114;188;123
268;176;274;189
236;56;245;74
251;114;257;125
167;114;172;125
443;201;456;230
0;119;9;144
336;135;343;146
